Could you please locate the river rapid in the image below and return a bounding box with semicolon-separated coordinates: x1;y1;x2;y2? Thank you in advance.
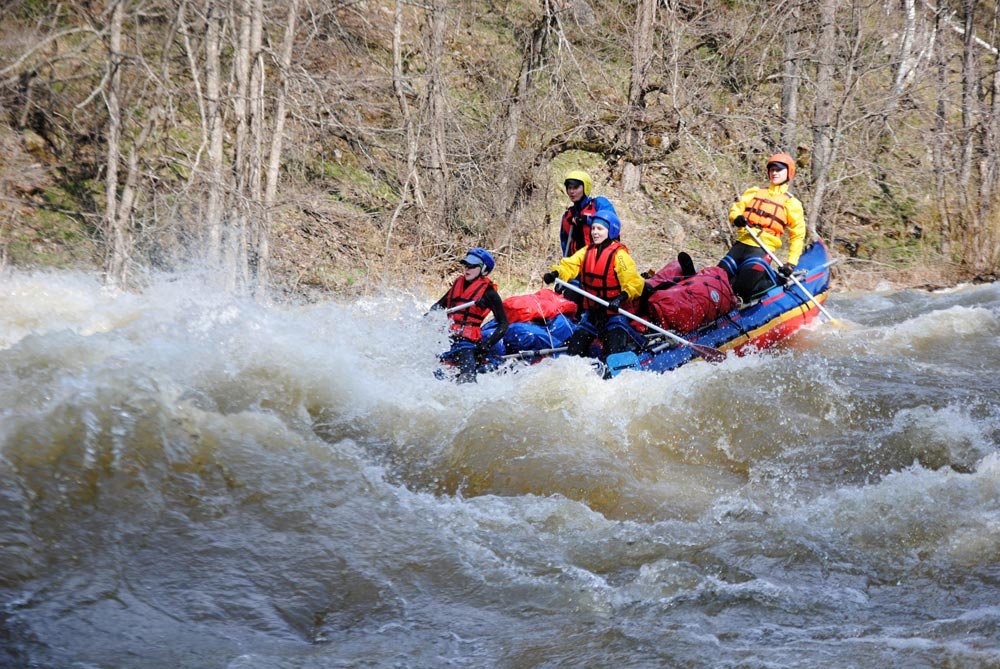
1;269;998;668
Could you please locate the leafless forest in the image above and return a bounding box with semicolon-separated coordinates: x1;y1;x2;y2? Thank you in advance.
1;0;999;296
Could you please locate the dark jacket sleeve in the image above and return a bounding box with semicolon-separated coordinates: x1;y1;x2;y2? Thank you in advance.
430;293;448;311
481;288;508;348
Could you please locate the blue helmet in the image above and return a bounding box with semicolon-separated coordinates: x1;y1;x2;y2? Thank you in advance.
460;247;495;274
591;210;621;240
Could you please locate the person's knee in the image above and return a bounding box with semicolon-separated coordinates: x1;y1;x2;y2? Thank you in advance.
733;268;773;300
602;328;629;356
453;347;477;379
719;255;737;278
567;330;593;356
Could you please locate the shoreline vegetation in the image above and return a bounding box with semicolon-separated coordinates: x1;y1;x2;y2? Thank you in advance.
1;1;998;301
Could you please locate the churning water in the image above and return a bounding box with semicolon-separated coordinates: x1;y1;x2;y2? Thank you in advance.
1;269;998;668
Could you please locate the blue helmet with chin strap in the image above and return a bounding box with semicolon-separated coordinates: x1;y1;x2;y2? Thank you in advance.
591;210;621;240
461;247;495;274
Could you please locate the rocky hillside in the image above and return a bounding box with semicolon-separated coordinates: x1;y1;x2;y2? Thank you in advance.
2;0;997;298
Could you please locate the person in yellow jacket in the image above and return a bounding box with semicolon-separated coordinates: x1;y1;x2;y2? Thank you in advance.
542;211;646;359
719;152;806;301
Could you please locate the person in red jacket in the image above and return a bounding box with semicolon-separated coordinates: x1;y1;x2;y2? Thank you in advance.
430;247;508;383
560;169;619;257
559;170;620;311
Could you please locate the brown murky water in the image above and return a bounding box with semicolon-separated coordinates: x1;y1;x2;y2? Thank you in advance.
2;270;999;668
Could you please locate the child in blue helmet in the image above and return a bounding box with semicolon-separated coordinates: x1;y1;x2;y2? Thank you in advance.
430;247;509;383
543;212;645;359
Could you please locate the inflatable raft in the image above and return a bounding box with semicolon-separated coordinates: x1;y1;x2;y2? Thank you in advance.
482;240;833;375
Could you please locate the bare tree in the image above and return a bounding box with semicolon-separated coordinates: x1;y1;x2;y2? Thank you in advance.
386;0;426;252
494;0;556;219
7;0;1000;288
203;0;226;267
103;0;126;284
932;7;951;256
978;2;1000;219
958;0;977;226
622;0;657;193
972;0;1000;271
425;0;449;221
807;0;839;238
893;0;933;97
98;0;176;285
260;0;299;290
780;0;802;153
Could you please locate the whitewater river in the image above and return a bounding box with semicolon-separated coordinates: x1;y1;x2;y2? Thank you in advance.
1;269;998;668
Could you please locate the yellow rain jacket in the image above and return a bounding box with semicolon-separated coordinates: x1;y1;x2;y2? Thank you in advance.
550;242;646;301
728;183;806;265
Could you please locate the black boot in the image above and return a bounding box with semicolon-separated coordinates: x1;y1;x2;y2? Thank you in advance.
678;251;696;277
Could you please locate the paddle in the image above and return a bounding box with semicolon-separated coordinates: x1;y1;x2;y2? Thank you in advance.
742;226;838;324
444;301;476;315
502;346;567;360
554;279;726;363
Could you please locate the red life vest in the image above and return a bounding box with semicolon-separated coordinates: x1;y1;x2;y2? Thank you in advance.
444;274;495;342
560;199;600;256
581;242;623;312
745;189;791;236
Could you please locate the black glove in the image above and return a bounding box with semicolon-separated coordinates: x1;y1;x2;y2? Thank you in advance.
474;297;488;308
607;294;624;314
543;271;558;285
733;215;748;228
572;214;590;226
775;263;795;285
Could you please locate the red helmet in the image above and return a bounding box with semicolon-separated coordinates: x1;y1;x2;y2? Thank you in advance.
766;152;796;182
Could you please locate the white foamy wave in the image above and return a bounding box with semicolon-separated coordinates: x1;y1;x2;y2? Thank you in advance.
791;452;1000;571
0;270;131;347
880;305;998;351
886;404;1000;471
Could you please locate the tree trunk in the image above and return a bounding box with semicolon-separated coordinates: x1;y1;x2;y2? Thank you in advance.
228;0;253;288
496;0;554;218
204;0;225;266
958;0;977;221
104;0;126;286
426;0;448;221
246;0;265;288
780;0;801;153
387;0;426;252
974;1;1000;271
807;0;838;238
933;9;950;257
260;0;298;292
622;0;657;193
893;0;918;97
950;0;982;269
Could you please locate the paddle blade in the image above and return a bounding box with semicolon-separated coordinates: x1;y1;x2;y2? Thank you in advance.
606;351;640;376
692;344;727;363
